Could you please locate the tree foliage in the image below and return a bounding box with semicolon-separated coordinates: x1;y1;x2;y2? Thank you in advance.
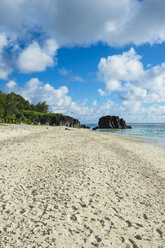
0;91;6;118
35;101;48;113
0;91;63;124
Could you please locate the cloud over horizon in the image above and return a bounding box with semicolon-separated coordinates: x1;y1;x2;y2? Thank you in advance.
0;0;165;79
0;0;165;123
6;78;115;122
98;47;165;120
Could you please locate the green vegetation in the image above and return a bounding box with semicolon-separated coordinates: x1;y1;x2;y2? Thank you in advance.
0;91;63;125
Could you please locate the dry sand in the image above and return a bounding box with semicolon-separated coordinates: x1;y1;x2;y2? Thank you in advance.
0;124;164;248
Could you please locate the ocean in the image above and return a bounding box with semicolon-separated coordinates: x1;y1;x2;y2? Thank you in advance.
87;123;165;148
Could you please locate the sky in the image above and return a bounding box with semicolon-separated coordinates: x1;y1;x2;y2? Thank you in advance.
0;0;165;123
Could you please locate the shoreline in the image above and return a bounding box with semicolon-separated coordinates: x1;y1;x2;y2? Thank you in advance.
94;129;165;151
0;124;164;247
92;123;165;151
1;122;165;150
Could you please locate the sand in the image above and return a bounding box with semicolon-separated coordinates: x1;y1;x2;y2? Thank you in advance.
0;124;164;248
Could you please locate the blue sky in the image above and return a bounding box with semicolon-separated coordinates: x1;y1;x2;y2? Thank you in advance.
0;0;165;123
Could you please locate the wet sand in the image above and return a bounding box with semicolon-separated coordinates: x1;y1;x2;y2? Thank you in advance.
0;124;164;247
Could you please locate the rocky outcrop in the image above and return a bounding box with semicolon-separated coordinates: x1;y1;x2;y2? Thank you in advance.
45;115;81;128
93;115;131;130
92;126;99;130
1;112;89;129
49;116;91;129
80;124;90;129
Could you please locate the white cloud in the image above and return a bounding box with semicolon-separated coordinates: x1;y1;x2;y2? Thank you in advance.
99;100;114;111
6;78;73;113
0;33;7;52
34;0;165;46
120;100;142;114
98;48;165;102
98;89;107;96
44;0;132;47
98;48;165;119
1;1;165;123
0;1;165;80
6;77;115;122
0;60;11;80
59;67;70;76
149;105;165;116
0;33;12;79
98;48;144;93
92;100;97;106
17;39;58;73
6;80;17;90
44;39;58;56
0;0;165;48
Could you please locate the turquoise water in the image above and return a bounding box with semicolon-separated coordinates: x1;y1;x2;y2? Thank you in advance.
87;123;165;148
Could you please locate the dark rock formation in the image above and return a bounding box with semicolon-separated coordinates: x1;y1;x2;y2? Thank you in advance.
48;115;81;128
93;115;131;130
92;126;99;130
80;124;90;129
41;116;91;128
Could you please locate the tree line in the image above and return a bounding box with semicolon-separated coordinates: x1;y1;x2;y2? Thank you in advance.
0;91;63;125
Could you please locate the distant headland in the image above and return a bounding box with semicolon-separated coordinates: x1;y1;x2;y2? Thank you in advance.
0;91;131;130
0;91;89;128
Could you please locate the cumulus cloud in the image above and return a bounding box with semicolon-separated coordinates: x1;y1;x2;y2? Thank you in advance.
149;105;165;116
98;48;144;93
6;78;71;112
0;33;7;52
44;0;133;46
0;0;131;46
99;100;114;111
0;34;58;78
1;1;165;122
0;0;165;47
0;1;165;79
6;80;17;90
0;0;24;36
6;78;114;122
0;59;11;80
26;0;165;46
98;48;165;118
0;33;12;79
17;39;58;73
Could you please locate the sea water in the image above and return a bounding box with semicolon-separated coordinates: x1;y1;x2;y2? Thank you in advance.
88;123;165;148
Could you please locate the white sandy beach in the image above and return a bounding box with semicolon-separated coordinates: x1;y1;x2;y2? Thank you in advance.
0;124;164;248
